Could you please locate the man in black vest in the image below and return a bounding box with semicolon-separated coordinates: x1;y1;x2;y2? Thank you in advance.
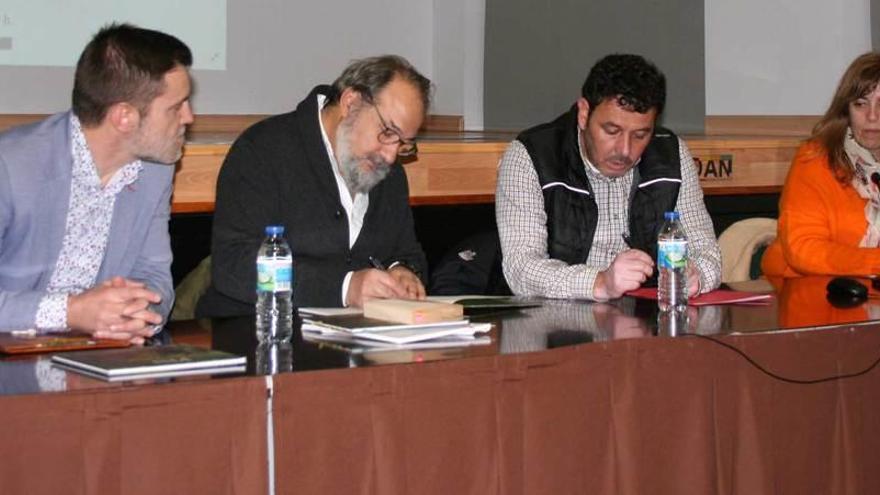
197;56;429;316
496;54;721;301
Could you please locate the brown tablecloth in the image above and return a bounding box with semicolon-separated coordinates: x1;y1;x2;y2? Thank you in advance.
0;376;267;494
273;326;880;494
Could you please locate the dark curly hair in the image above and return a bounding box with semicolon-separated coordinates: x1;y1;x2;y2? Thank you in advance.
581;54;666;116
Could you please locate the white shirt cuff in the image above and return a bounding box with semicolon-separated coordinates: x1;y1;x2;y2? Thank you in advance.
341;271;354;307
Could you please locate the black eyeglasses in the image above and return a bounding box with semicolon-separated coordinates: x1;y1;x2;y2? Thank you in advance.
371;104;418;157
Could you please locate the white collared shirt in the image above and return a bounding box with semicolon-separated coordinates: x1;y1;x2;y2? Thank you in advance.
317;94;368;305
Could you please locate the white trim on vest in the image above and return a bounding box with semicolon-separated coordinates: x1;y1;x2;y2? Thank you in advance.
541;182;591;196
638;177;682;188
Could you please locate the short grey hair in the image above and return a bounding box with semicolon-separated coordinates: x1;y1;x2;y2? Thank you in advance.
328;55;432;111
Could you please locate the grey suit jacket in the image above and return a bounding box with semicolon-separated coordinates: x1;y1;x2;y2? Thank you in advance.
0;112;174;330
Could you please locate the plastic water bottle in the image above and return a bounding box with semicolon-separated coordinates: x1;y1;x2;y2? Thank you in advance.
657;211;688;312
256;225;293;342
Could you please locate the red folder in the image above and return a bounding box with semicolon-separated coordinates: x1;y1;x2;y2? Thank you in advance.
626;288;773;306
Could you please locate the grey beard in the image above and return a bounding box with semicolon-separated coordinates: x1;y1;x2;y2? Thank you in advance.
336;118;392;194
338;152;391;194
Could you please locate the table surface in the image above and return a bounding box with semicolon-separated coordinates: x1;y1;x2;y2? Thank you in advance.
2;276;878;396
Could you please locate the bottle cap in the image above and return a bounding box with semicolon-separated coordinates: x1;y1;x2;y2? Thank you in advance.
664;211;680;221
265;225;285;236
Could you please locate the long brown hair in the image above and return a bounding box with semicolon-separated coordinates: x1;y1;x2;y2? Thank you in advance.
812;52;880;183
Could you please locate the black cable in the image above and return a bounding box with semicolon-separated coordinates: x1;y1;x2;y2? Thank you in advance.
680;332;880;384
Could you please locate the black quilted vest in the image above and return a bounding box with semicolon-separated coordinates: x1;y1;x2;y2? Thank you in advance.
517;106;681;267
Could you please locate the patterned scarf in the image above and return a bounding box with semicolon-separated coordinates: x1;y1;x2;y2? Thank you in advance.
846;127;880;247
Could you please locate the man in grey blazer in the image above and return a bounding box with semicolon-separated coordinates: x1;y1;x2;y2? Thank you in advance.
0;24;193;343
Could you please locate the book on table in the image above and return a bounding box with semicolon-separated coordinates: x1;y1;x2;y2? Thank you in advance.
298;296;542;320
297;307;363;317
51;344;246;381
304;331;492;351
301;312;491;345
301;313;469;333
363;298;464;324
302;323;492;347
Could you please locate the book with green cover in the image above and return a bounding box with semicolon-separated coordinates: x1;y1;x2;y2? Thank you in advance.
51;344;246;381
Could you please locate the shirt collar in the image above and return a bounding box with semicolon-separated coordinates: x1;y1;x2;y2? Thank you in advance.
69;114;142;194
316;94;340;172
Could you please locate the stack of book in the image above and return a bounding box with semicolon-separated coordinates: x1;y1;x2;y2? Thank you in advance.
300;299;493;348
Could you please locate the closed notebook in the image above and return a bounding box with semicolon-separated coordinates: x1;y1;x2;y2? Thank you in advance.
363;298;464;324
51;344;246;380
302;314;468;333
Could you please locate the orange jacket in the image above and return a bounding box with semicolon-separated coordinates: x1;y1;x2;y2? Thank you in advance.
762;141;880;277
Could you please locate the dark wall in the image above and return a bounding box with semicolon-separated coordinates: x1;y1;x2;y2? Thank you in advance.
169;204;500;286
170;194;779;287
874;0;880;51
169;213;213;286
483;0;705;134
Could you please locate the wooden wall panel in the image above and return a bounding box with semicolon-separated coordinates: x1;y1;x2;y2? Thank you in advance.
704;116;818;137
403;142;506;202
687;137;801;195
171;144;229;213
170;135;804;212
0;113;463;134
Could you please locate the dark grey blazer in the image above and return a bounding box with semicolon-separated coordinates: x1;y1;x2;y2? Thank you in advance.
0;112;174;330
197;86;427;317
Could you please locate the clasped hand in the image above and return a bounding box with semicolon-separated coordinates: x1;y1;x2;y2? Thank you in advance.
67;276;163;345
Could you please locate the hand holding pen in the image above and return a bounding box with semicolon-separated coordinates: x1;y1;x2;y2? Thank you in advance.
368;256;387;271
345;256;414;307
369;256;425;301
592;235;653;300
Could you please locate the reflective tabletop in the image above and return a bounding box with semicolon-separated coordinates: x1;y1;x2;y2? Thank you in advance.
3;276;879;395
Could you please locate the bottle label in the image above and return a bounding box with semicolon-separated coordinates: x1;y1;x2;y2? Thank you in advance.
658;240;688;269
257;259;293;292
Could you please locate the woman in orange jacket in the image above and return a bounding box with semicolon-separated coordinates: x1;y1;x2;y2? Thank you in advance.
763;52;880;277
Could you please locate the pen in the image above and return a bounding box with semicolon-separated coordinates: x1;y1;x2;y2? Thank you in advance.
368;256;387;271
622;235;632;248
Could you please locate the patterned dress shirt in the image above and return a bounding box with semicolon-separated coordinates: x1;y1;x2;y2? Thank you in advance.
34;115;142;329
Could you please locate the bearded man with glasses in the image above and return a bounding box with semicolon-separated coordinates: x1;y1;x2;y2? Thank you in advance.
198;55;431;316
